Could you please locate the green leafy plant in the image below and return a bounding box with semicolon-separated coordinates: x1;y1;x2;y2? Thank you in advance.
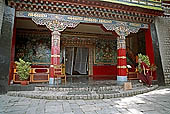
138;53;150;73
15;58;31;81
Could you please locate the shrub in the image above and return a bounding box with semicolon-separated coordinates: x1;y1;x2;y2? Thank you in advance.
15;58;31;81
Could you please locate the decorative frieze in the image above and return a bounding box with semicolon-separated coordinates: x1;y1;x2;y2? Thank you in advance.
103;22;140;50
32;17;80;32
16;11;148;30
9;0;160;23
103;22;140;37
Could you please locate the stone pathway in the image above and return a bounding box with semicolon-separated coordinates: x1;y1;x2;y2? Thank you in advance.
1;86;170;114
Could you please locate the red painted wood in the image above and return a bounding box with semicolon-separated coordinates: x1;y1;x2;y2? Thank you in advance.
93;65;117;76
145;26;156;80
93;65;117;80
50;31;61;78
117;49;126;56
50;67;54;78
117;59;127;66
117;68;127;76
9;18;16;85
117;48;127;77
92;75;116;80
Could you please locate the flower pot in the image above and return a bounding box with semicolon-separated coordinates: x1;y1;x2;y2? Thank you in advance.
21;81;29;85
150;76;153;81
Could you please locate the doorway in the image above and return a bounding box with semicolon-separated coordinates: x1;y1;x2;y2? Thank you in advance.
65;47;89;75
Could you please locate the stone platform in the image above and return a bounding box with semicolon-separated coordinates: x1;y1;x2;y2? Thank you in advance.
7;80;158;100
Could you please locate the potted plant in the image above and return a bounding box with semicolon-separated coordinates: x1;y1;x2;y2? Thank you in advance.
15;58;31;85
150;64;157;80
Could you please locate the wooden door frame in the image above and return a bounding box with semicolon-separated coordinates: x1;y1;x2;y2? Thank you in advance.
61;44;94;75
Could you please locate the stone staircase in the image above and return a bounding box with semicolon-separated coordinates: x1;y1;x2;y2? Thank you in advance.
7;80;158;100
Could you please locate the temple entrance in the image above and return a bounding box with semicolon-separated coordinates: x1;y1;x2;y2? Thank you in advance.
60;23;117;80
65;47;89;75
11;17;149;84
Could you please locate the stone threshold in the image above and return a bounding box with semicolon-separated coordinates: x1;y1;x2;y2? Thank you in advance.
7;85;158;100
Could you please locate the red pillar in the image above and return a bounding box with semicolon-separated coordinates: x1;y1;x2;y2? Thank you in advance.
145;26;156;80
117;36;127;82
9;19;16;85
49;31;61;84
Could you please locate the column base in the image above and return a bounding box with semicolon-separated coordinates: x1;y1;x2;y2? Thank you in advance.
49;77;62;85
117;76;127;82
117;76;127;85
49;77;54;85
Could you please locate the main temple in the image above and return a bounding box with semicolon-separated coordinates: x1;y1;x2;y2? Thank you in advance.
1;0;166;86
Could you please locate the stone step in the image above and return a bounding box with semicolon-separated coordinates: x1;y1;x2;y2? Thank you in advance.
7;85;158;100
35;83;143;92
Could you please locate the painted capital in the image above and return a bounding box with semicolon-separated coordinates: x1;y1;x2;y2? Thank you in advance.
32;17;80;31
117;36;126;49
51;30;60;47
103;22;140;37
52;30;61;37
103;22;140;50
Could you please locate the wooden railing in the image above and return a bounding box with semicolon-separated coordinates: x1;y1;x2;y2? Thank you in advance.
13;67;50;83
31;68;49;83
13;64;67;84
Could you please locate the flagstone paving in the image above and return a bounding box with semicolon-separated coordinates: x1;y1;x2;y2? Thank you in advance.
1;86;170;114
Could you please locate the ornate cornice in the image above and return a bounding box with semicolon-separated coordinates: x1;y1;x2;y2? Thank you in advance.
32;18;79;31
9;0;163;23
103;22;140;37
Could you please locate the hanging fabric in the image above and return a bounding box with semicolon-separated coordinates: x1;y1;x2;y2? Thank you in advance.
65;47;74;75
74;47;88;74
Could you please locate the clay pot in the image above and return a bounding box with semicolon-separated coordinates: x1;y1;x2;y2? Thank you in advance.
21;81;29;85
150;76;153;81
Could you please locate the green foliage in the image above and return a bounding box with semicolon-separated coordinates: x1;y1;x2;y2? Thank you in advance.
15;58;31;81
138;53;150;73
138;53;150;66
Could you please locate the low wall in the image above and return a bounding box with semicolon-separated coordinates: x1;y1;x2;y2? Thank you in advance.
93;65;117;80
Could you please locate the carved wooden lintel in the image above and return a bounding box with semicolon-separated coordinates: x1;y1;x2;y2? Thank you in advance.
32;17;80;32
